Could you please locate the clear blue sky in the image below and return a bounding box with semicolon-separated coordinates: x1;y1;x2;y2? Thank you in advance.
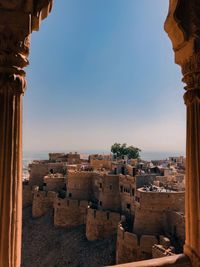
24;0;185;153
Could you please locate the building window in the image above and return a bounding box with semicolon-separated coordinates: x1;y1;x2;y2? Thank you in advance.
127;203;131;209
109;184;112;190
106;212;110;220
99;183;102;189
69;193;72;197
132;188;135;196
120;186;123;192
99;201;102;206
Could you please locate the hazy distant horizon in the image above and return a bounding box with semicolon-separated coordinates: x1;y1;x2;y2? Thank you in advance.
23;149;185;161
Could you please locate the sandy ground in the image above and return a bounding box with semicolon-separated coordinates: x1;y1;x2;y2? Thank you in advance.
22;207;116;267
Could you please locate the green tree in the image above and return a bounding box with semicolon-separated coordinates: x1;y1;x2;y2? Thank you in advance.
111;143;141;159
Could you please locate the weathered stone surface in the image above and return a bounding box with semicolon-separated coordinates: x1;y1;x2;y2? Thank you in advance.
22;207;116;267
86;208;120;241
165;1;200;265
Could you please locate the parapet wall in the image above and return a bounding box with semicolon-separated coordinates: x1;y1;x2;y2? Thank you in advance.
164;211;185;247
116;225;159;264
32;190;57;218
90;159;112;170
54;197;89;227
86;208;121;241
134;190;184;235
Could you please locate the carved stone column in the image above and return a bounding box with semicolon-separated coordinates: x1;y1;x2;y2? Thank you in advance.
165;1;200;266
0;2;53;267
182;53;200;267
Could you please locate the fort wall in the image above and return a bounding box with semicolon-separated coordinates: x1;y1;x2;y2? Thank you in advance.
32;190;57;218
86;208;120;241
134;190;184;235
116;225;159;264
164;211;185;248
54;198;89;227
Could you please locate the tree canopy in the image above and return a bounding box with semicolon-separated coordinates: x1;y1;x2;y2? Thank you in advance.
111;143;141;159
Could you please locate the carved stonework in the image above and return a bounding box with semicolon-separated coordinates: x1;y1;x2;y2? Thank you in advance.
0;28;30;95
0;2;53;267
182;52;200;90
165;1;200;267
164;0;190;52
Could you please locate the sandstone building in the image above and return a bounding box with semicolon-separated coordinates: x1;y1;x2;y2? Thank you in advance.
23;152;186;265
0;1;200;267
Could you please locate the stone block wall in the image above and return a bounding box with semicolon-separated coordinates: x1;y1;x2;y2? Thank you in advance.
164;211;185;249
67;171;95;200
119;175;136;216
32;190;57;218
29;162;66;187
54;198;89;227
86;208;120;241
116;225;159;264
98;174;121;211
134;190;184;235
116;225;138;264
44;177;66;192
90;159;112;170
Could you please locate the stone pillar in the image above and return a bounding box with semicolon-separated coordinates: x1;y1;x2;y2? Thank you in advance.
182;53;200;267
165;1;200;266
0;2;53;267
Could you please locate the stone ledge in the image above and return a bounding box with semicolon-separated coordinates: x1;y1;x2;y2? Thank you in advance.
107;254;191;267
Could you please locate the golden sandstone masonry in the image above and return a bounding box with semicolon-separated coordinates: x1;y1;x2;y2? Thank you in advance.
0;1;53;267
0;1;200;267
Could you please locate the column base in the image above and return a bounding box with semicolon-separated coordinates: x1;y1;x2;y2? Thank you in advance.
184;244;200;267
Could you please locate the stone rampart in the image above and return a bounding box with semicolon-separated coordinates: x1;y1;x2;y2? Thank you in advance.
164;211;185;248
116;225;159;264
134;189;184;235
54;198;89;227
32;190;57;218
86;208;120;241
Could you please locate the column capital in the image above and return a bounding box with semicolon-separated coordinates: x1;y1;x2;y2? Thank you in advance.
181;52;200;105
0;0;53;31
164;0;200;65
0;0;53;95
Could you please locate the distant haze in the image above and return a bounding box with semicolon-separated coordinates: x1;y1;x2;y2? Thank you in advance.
24;1;185;152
